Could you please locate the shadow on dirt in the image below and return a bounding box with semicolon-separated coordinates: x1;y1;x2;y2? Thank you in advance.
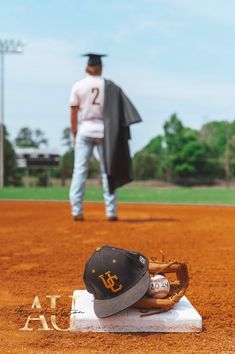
80;218;180;223
120;218;179;223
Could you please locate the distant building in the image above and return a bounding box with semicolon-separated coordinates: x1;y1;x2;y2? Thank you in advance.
15;147;60;168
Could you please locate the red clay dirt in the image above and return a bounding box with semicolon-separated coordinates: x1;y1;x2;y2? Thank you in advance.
0;201;234;353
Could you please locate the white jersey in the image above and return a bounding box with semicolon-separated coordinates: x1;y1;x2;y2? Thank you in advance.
69;75;105;139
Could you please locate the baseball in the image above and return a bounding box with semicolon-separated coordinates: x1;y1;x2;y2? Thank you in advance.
147;274;170;299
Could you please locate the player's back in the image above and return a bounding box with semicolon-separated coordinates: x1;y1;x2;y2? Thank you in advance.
71;75;105;121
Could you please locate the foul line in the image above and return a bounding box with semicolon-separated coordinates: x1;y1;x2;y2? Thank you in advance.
0;198;234;207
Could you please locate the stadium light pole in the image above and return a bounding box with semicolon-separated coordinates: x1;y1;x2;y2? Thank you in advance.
0;39;24;188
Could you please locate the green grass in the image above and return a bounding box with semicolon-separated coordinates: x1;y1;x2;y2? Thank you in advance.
0;186;235;205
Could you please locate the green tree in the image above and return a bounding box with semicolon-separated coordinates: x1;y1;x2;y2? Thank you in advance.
145;135;164;155
224;121;235;183
60;149;74;186
143;135;167;180
200;121;227;157
200;120;235;179
34;129;48;147
163;113;184;153
163;114;186;180
133;114;235;184
62;127;73;150
175;139;211;178
231;134;235;178
3;126;22;186
133;151;157;180
15;127;48;148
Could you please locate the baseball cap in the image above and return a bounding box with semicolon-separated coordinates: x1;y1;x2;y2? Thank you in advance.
83;245;150;318
82;53;107;66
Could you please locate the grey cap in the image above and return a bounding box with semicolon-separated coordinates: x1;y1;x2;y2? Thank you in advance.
83;245;150;318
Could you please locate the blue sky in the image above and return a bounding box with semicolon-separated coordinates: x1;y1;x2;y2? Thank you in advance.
1;0;235;153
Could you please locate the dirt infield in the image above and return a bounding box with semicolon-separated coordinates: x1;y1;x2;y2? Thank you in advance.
0;201;234;353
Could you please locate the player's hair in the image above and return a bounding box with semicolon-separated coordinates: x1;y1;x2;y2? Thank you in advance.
86;65;102;76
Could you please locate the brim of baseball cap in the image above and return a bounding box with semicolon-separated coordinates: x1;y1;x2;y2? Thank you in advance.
94;271;150;318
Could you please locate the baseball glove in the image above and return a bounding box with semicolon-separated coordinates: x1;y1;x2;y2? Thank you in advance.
134;254;189;315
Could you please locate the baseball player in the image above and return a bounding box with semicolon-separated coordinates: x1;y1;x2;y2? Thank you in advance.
69;53;142;221
69;54;117;221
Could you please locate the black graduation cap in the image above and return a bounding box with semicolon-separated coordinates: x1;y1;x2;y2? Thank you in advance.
82;53;107;67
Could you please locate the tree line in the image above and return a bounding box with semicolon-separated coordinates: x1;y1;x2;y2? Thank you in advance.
133;114;235;185
2;126;99;186
2;113;235;186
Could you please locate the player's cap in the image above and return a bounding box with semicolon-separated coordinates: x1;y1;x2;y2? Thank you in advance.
83;245;149;318
82;53;107;66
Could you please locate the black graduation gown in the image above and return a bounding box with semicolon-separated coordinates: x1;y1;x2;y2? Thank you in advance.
103;80;142;193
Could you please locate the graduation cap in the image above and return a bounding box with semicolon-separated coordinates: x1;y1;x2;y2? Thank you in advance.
82;53;107;67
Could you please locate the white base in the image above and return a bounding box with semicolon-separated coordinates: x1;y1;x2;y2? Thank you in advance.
70;290;202;333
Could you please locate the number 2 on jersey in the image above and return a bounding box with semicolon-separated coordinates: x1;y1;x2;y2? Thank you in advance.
92;88;100;105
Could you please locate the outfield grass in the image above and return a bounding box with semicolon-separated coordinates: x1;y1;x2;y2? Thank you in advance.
0;186;235;205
